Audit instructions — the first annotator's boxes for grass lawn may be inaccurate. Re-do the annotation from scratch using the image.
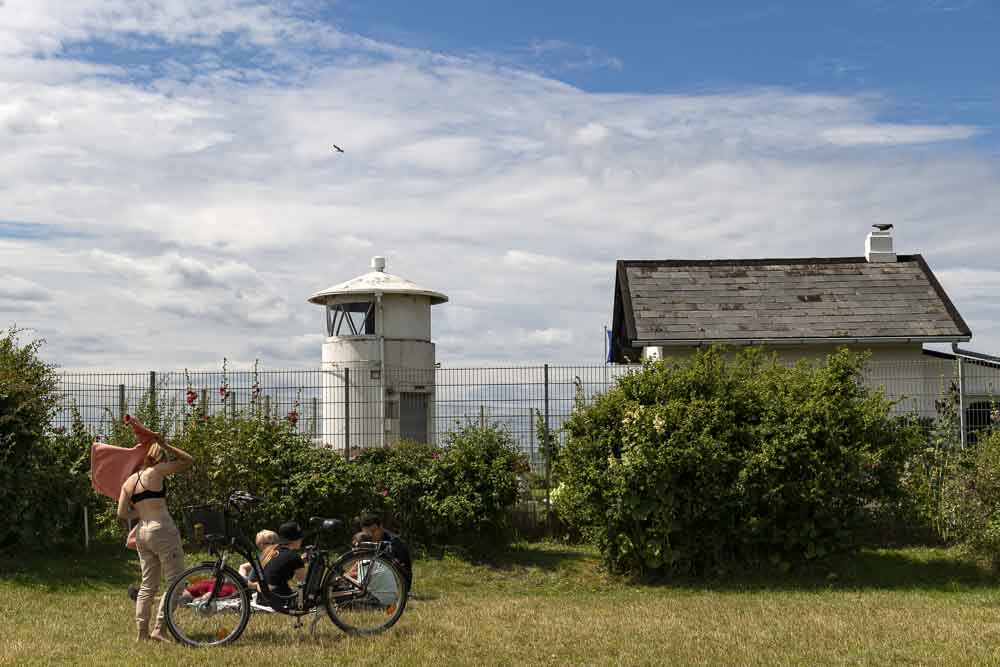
[2,542,1000,666]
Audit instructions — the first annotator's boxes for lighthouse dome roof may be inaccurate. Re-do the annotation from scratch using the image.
[308,257,448,306]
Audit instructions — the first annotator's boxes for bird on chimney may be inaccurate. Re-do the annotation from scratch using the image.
[872,224,893,231]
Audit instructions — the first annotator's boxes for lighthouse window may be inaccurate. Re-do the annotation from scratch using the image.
[326,302,375,336]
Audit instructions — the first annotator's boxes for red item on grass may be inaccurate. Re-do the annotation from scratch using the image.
[185,580,237,598]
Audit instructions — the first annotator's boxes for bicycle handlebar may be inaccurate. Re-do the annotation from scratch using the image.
[227,490,267,509]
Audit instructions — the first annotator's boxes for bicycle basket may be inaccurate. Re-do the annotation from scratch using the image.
[183,504,227,543]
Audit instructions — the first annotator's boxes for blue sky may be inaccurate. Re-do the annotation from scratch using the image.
[0,1,998,368]
[336,1,1000,132]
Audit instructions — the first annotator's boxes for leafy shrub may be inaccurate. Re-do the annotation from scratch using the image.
[0,329,92,552]
[949,428,1000,570]
[891,387,965,544]
[357,425,528,553]
[557,347,923,577]
[151,411,374,538]
[86,397,525,554]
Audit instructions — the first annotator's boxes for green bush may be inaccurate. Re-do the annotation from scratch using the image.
[150,410,374,539]
[87,398,525,554]
[357,425,528,553]
[948,428,1000,570]
[891,388,965,544]
[0,329,92,552]
[557,347,923,577]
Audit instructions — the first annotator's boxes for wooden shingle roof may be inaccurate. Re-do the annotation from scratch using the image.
[612,255,971,352]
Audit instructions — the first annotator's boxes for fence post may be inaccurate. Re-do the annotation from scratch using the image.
[118,384,126,422]
[344,367,351,461]
[200,389,208,416]
[480,404,485,429]
[529,409,535,468]
[544,364,552,536]
[311,396,318,438]
[229,391,236,419]
[83,506,89,552]
[149,371,156,419]
[958,356,967,449]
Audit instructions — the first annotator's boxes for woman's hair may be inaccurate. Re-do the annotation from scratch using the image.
[255,529,279,551]
[143,442,165,468]
[260,543,282,568]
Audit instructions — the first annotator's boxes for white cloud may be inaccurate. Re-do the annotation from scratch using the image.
[820,123,980,146]
[527,39,623,72]
[0,2,998,369]
[0,275,52,305]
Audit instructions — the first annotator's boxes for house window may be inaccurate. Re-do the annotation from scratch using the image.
[326,302,375,336]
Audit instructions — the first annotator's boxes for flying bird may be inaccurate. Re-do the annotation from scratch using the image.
[872,224,893,231]
[332,144,345,153]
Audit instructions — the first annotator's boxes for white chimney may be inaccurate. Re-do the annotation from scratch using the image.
[865,226,896,263]
[371,256,386,272]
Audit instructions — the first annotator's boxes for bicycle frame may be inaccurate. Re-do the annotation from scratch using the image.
[196,502,394,618]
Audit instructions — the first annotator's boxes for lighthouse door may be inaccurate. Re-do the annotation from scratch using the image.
[400,392,428,443]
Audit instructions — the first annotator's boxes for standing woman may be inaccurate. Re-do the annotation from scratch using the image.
[117,418,194,642]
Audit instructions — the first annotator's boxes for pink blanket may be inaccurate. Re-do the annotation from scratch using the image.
[90,441,150,500]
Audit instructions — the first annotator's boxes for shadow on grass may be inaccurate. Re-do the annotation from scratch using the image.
[661,548,1000,593]
[468,542,593,573]
[5,541,997,596]
[0,543,139,592]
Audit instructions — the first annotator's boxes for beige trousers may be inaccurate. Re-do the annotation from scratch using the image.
[135,518,185,634]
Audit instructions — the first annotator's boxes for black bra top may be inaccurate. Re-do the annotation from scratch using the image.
[131,474,167,503]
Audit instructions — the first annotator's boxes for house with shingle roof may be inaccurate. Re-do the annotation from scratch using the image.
[609,227,1000,429]
[610,227,971,365]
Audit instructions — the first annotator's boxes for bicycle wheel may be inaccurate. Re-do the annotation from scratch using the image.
[324,553,408,636]
[164,564,251,648]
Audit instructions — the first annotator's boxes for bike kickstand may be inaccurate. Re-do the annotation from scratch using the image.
[309,609,323,637]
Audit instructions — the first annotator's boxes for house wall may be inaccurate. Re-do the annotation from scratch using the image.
[646,342,955,419]
[645,342,927,363]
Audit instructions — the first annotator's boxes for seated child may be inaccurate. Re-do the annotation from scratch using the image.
[260,521,307,608]
[240,529,280,589]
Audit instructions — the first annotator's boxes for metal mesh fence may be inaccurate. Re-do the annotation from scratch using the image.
[55,357,1000,466]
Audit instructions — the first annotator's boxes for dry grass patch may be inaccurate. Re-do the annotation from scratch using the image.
[2,543,1000,666]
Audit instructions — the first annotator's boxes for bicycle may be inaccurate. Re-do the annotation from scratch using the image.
[163,490,409,648]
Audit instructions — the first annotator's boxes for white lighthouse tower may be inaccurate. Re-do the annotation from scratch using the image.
[307,256,448,454]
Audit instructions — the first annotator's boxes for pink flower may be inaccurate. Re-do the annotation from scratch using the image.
[431,452,441,460]
[186,390,197,406]
[381,488,389,497]
[287,410,299,426]
[219,385,229,400]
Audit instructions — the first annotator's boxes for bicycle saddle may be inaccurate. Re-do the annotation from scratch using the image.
[309,517,343,532]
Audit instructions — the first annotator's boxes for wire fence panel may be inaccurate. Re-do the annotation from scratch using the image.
[56,358,1000,462]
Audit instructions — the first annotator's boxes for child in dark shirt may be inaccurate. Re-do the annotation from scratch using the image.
[260,521,307,607]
